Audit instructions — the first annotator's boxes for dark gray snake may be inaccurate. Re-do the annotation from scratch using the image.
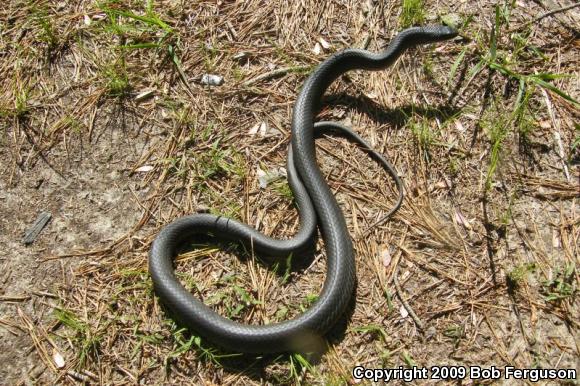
[149,26,458,353]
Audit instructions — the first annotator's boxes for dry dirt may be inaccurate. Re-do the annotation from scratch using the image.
[0,0,578,385]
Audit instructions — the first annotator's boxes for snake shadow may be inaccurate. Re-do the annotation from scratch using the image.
[320,92,463,191]
[158,233,357,381]
[322,92,461,130]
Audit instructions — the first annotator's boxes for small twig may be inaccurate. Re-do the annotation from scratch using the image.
[18,308,57,373]
[0,295,31,302]
[393,269,425,332]
[541,88,571,182]
[0,318,26,335]
[511,2,580,31]
[32,290,58,298]
[242,66,311,87]
[531,2,580,23]
[359,211,397,238]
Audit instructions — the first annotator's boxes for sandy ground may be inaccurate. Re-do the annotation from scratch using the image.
[0,0,578,384]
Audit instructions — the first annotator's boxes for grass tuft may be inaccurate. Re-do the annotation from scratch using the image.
[507,263,536,287]
[102,60,131,97]
[53,309,103,367]
[32,8,59,50]
[541,264,576,303]
[410,116,435,162]
[400,0,425,28]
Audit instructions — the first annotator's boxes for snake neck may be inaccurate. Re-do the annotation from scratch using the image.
[290,25,457,172]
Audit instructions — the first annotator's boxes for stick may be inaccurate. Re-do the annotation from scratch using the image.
[393,269,425,331]
[511,3,580,31]
[243,66,311,87]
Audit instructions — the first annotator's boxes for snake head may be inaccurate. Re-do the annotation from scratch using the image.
[436,25,459,39]
[388,25,459,48]
[417,25,458,41]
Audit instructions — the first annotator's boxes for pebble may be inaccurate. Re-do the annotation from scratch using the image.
[201,74,224,86]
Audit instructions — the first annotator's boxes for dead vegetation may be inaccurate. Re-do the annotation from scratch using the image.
[0,0,578,384]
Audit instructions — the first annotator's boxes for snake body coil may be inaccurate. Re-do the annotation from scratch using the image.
[149,26,457,353]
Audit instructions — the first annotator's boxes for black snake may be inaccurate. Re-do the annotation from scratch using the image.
[149,25,458,353]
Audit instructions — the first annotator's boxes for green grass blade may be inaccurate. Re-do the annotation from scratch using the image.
[465,58,486,86]
[119,42,160,50]
[489,62,519,78]
[490,5,500,61]
[448,47,467,85]
[533,72,573,81]
[168,44,190,89]
[531,78,579,106]
[104,8,173,33]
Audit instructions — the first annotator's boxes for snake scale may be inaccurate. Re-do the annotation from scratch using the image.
[149,25,458,353]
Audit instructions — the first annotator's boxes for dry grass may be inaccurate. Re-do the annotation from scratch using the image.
[0,0,578,385]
